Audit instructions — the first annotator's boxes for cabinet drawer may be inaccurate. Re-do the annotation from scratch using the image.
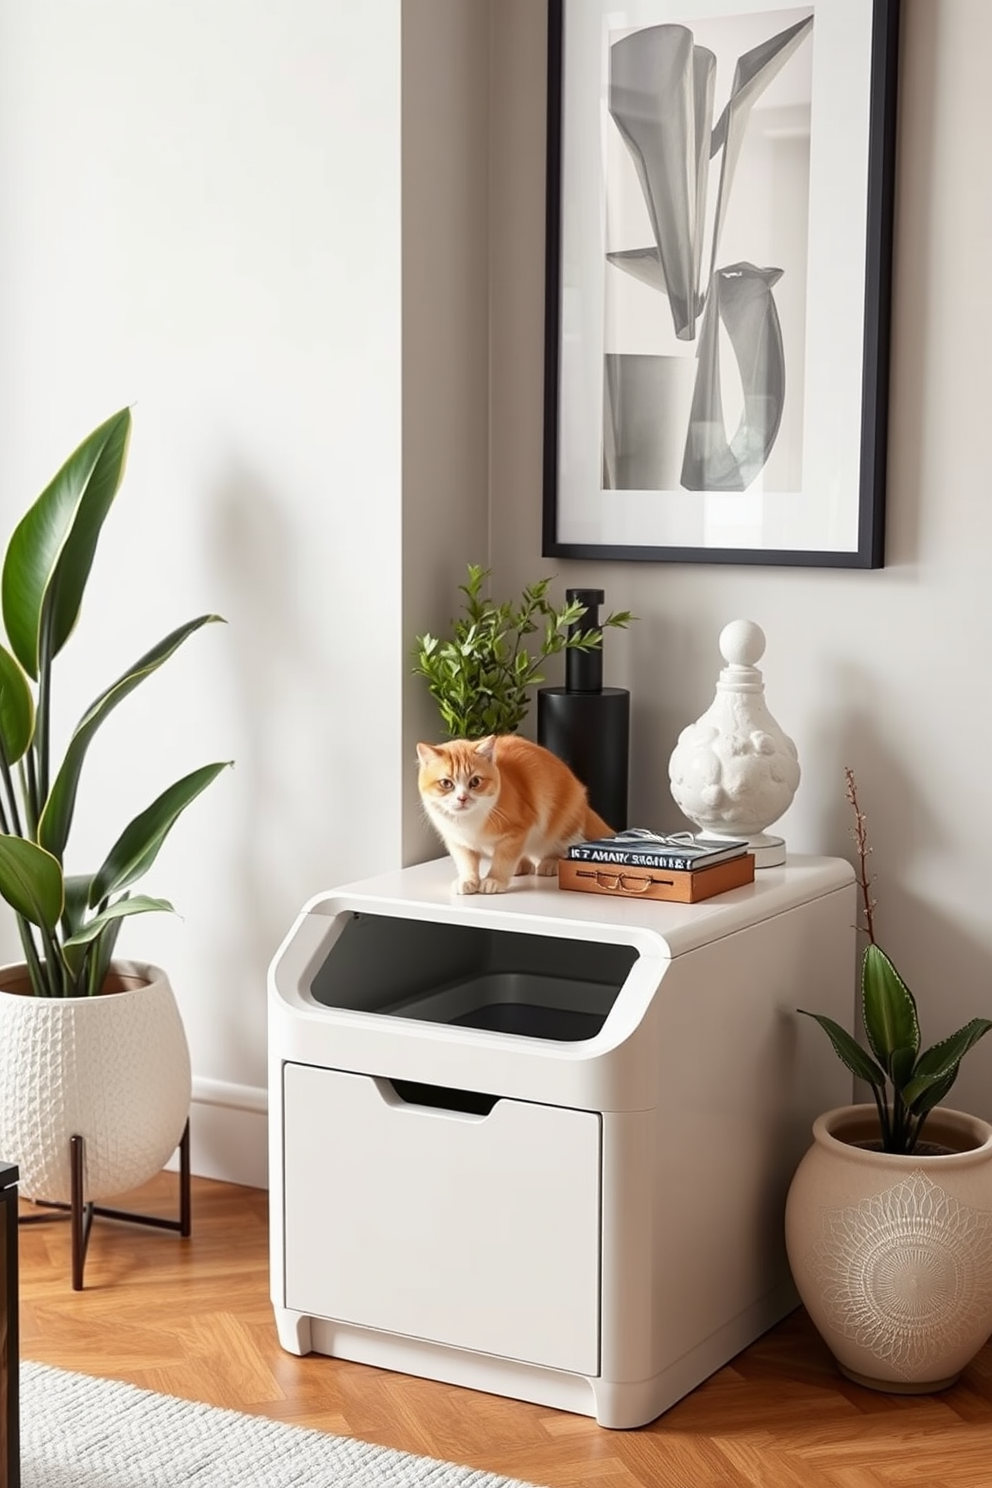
[283,1064,601,1375]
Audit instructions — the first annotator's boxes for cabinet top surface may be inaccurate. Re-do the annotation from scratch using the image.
[301,854,854,957]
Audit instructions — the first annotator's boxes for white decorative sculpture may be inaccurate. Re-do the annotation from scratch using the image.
[668,619,800,868]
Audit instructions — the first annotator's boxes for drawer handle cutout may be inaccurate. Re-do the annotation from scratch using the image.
[386,1079,498,1117]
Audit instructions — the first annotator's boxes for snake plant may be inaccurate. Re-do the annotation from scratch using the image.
[799,771,991,1153]
[0,408,231,996]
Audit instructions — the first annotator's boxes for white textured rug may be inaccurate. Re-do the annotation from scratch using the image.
[20,1362,546,1488]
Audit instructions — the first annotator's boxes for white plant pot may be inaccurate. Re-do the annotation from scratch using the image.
[785,1104,992,1393]
[0,960,192,1204]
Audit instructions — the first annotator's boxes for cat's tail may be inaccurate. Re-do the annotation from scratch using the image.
[583,806,614,841]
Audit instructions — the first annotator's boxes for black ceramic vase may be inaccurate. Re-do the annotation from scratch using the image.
[537,588,630,831]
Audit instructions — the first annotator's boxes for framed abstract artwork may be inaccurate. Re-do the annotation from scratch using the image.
[542,0,900,567]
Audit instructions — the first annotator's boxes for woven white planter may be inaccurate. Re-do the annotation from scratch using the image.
[785,1104,992,1393]
[0,960,192,1204]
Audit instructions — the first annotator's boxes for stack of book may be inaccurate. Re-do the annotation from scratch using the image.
[558,829,755,904]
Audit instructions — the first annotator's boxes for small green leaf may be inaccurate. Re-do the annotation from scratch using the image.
[902,1019,992,1112]
[0,644,35,765]
[914,1019,992,1079]
[0,835,64,931]
[38,614,224,860]
[861,944,920,1070]
[905,1068,959,1122]
[89,760,232,905]
[86,910,126,997]
[888,1044,918,1094]
[2,409,132,680]
[798,1009,887,1088]
[62,895,175,978]
[62,893,176,950]
[61,874,93,938]
[901,1067,957,1116]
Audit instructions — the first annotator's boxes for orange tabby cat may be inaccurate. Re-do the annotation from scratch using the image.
[417,734,613,894]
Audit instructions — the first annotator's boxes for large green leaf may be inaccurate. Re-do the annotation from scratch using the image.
[0,644,34,765]
[61,873,93,938]
[62,894,175,978]
[798,1009,887,1088]
[38,614,224,860]
[902,1019,992,1113]
[1,409,132,679]
[89,760,232,906]
[0,834,63,930]
[861,944,920,1071]
[913,1018,992,1078]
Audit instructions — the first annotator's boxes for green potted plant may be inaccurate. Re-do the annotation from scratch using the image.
[785,770,992,1393]
[0,406,231,1208]
[412,563,632,739]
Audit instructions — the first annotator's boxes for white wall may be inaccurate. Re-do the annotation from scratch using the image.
[0,0,492,1185]
[489,0,992,1123]
[0,0,410,1184]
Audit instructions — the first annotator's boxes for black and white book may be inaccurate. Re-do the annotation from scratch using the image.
[566,828,750,872]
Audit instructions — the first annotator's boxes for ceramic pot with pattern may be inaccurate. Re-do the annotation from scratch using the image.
[0,960,191,1204]
[785,1103,992,1393]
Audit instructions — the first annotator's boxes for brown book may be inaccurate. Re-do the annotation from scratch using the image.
[557,850,755,904]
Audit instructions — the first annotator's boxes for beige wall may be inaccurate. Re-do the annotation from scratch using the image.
[401,0,491,864]
[488,0,992,1122]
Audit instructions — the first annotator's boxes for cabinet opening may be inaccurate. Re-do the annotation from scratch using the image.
[309,913,638,1042]
[387,1079,499,1116]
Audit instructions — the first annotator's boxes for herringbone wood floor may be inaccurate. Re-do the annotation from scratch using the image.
[16,1174,992,1487]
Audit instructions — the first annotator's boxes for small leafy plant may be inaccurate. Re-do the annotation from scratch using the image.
[0,408,231,997]
[412,564,632,739]
[799,769,992,1154]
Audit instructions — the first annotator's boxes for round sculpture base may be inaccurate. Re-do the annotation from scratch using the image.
[698,831,787,869]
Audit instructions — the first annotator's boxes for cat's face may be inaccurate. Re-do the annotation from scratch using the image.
[416,738,498,822]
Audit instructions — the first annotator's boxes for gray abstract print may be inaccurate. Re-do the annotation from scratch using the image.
[603,12,814,494]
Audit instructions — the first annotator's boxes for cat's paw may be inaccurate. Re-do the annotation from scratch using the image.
[479,876,508,894]
[454,877,480,895]
[534,857,558,877]
[514,859,535,876]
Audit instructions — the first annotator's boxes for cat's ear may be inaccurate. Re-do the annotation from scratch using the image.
[473,736,496,760]
[417,742,441,766]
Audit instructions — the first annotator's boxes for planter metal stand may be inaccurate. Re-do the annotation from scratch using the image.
[19,1119,191,1290]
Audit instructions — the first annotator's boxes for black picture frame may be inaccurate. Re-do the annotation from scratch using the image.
[542,0,900,568]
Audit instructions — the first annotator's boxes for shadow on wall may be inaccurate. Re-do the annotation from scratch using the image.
[201,464,348,1073]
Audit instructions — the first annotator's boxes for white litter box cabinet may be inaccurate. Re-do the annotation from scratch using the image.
[268,854,855,1428]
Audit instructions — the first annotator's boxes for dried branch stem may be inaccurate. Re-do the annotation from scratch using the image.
[845,767,877,944]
